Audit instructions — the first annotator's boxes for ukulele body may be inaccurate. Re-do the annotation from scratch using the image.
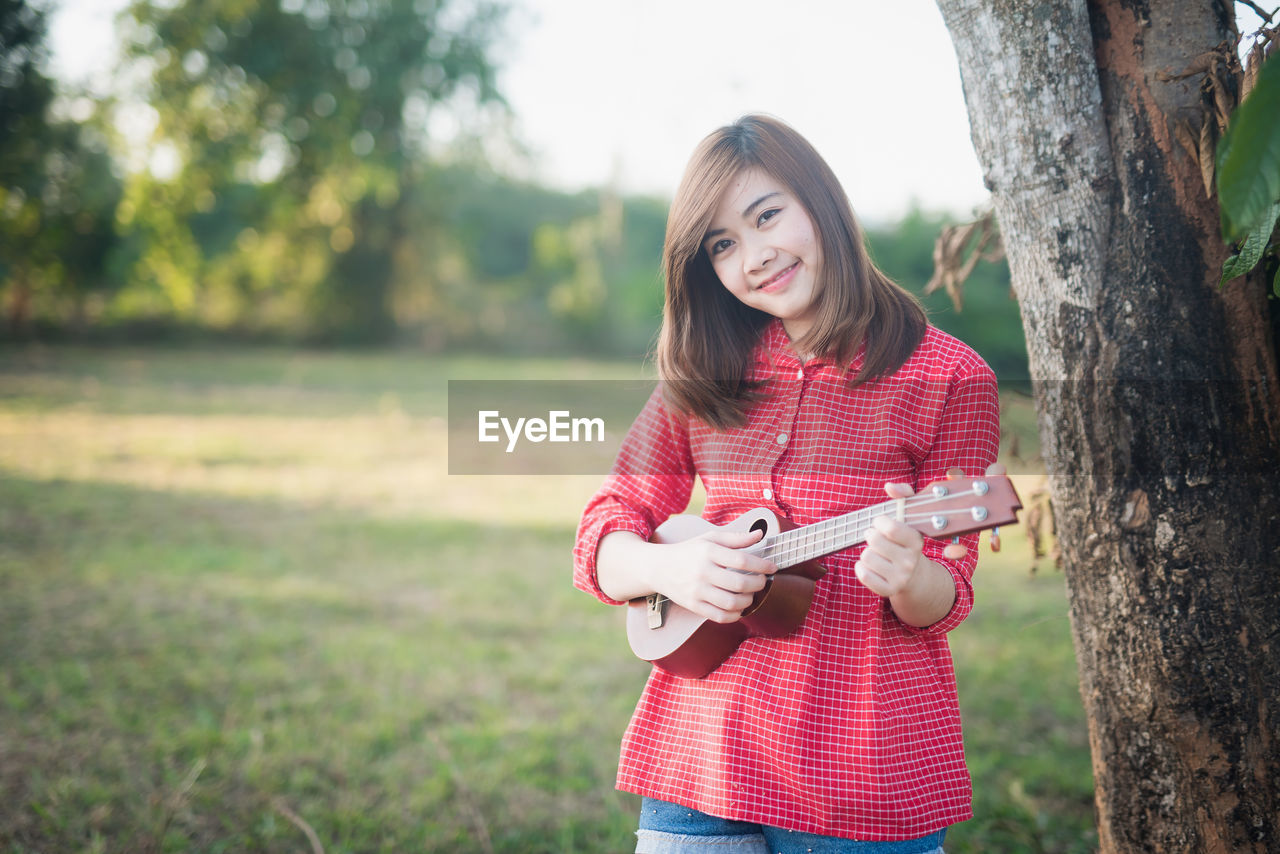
[625,507,826,679]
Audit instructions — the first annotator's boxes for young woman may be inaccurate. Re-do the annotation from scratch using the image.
[573,115,1001,854]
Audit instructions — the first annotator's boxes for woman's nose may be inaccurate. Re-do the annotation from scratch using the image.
[746,241,777,273]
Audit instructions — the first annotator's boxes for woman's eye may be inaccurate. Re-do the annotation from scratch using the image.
[758,208,780,226]
[710,238,733,255]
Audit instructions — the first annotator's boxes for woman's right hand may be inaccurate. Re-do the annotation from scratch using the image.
[652,528,777,624]
[596,528,777,623]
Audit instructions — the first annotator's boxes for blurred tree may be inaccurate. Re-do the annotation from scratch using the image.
[0,0,53,333]
[604,195,667,354]
[1,0,123,336]
[27,118,124,334]
[120,0,508,342]
[392,166,666,356]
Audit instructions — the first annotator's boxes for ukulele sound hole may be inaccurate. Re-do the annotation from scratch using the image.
[750,519,770,538]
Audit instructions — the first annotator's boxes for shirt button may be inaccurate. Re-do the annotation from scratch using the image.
[762,488,773,500]
[796,368,804,380]
[776,432,788,445]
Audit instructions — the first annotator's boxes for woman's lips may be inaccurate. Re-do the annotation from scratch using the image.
[756,262,798,293]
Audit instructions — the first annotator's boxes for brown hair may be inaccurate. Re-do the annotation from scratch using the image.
[656,114,926,429]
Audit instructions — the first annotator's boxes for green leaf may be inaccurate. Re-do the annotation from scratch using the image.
[1218,56,1280,240]
[1220,201,1280,286]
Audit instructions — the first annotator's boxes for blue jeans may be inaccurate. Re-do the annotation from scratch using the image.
[635,798,946,854]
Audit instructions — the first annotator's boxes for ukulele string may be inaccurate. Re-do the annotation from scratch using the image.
[759,487,987,567]
[765,504,985,566]
[648,485,989,607]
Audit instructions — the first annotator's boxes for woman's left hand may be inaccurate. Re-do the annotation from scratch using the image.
[855,464,1004,601]
[853,481,931,598]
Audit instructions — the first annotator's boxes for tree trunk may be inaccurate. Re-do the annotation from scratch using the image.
[7,272,32,338]
[936,0,1280,850]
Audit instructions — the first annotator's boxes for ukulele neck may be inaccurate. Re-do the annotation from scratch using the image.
[750,499,898,569]
[746,476,1011,569]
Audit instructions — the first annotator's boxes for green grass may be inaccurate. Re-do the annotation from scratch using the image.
[0,346,1093,853]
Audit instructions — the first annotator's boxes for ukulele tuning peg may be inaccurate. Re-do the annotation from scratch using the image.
[946,467,964,480]
[990,527,1001,553]
[943,536,967,560]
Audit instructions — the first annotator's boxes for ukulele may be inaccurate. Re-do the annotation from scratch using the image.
[626,473,1022,678]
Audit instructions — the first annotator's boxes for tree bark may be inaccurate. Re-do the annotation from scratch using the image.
[936,0,1280,850]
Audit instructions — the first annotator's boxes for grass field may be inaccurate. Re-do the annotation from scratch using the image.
[0,346,1094,853]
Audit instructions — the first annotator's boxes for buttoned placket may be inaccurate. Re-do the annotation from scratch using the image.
[764,357,807,511]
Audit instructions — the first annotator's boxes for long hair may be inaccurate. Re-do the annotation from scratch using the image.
[656,114,926,429]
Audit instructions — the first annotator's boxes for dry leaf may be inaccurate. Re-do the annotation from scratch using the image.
[1210,70,1235,134]
[1156,50,1217,81]
[1175,119,1199,163]
[1198,116,1216,197]
[1024,477,1057,574]
[1243,42,1265,101]
[1026,502,1044,560]
[925,210,1002,313]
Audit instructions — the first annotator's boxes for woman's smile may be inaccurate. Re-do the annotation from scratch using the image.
[755,261,800,293]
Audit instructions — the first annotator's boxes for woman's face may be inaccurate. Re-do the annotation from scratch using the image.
[702,167,822,341]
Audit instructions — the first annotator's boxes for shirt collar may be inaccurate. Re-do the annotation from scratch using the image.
[759,319,798,366]
[758,318,863,374]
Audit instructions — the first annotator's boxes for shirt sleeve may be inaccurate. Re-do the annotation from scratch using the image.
[905,354,1001,635]
[572,385,697,605]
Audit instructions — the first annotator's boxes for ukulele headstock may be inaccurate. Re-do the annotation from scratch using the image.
[906,473,1022,540]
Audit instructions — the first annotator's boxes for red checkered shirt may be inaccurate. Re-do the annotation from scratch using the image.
[573,320,1001,840]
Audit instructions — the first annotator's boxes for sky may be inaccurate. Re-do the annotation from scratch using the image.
[48,0,992,223]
